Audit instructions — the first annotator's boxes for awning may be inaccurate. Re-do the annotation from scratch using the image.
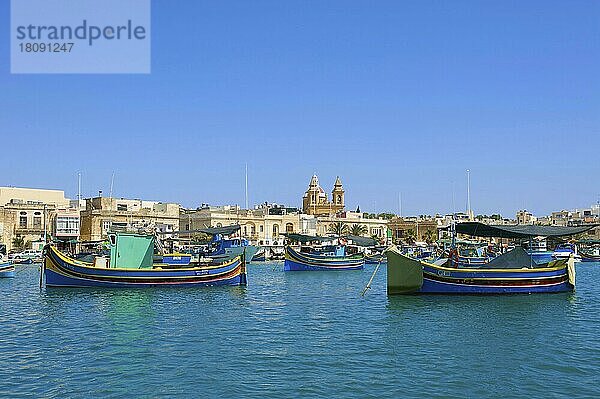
[345,235,378,247]
[198,225,241,236]
[456,222,596,239]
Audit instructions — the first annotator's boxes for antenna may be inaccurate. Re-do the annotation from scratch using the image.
[244,163,248,210]
[109,171,115,198]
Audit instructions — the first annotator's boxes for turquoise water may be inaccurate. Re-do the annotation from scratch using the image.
[1,262,599,398]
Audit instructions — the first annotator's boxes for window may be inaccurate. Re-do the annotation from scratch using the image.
[286,223,294,233]
[117,204,128,211]
[33,216,42,228]
[259,225,263,233]
[102,221,112,233]
[251,225,256,235]
[19,216,27,228]
[272,224,279,237]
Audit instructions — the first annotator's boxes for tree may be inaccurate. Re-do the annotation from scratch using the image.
[12,235,25,251]
[349,223,368,236]
[423,229,437,244]
[328,222,349,236]
[404,229,416,245]
[191,232,212,244]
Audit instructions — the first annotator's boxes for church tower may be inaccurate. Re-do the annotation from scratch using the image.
[302,174,345,215]
[303,175,327,214]
[332,176,345,210]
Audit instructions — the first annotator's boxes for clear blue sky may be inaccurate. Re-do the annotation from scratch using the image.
[1,1,598,217]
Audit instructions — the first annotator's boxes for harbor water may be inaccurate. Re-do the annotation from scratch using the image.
[1,262,599,398]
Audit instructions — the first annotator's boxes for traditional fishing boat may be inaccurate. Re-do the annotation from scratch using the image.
[43,232,247,288]
[387,222,594,295]
[552,243,582,262]
[0,260,15,278]
[283,234,368,271]
[188,225,259,263]
[578,240,600,262]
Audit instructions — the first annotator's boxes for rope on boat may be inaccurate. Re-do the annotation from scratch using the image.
[361,258,383,297]
[361,245,394,297]
[39,245,47,289]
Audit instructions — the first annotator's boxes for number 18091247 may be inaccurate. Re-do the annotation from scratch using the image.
[19,42,74,53]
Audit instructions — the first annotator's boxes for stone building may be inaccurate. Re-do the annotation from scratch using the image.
[0,187,74,252]
[180,203,310,247]
[302,175,345,216]
[79,197,180,242]
[315,211,390,243]
[516,210,536,225]
[388,217,438,244]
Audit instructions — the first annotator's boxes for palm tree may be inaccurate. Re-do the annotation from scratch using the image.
[349,223,368,236]
[12,235,24,251]
[423,229,437,244]
[403,229,416,245]
[328,221,349,237]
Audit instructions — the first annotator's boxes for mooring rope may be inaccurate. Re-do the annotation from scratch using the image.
[361,257,383,297]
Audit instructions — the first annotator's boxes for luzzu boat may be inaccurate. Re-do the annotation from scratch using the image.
[43,232,247,288]
[386,222,593,295]
[284,245,364,271]
[0,261,15,278]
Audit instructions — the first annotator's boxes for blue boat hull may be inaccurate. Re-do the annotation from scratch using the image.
[284,247,364,271]
[43,246,247,288]
[387,248,574,295]
[0,262,15,278]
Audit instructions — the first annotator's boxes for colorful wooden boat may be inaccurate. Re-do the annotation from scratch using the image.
[387,246,575,294]
[284,246,364,271]
[0,261,15,278]
[579,250,600,262]
[43,232,247,288]
[386,222,594,295]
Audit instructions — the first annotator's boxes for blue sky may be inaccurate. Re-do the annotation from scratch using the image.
[1,1,599,217]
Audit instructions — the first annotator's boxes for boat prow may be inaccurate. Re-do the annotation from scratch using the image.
[386,246,423,294]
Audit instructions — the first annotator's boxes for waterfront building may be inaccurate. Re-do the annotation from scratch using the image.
[180,203,305,247]
[387,217,438,244]
[0,187,72,252]
[516,210,537,225]
[79,197,180,242]
[315,210,390,243]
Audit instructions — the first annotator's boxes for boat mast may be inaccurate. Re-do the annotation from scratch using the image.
[466,169,471,220]
[77,172,81,201]
[244,163,248,210]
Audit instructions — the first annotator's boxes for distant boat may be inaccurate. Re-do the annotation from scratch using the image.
[284,245,364,271]
[43,232,247,288]
[196,225,259,263]
[282,233,366,271]
[386,222,593,295]
[0,261,15,278]
[578,241,600,262]
[552,243,581,262]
